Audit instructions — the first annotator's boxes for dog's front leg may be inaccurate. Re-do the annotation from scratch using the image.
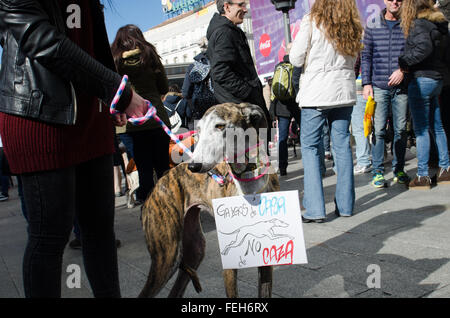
[258,266,273,298]
[223,269,238,298]
[168,206,206,298]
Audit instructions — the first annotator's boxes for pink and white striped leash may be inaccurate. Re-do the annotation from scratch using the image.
[110,75,193,158]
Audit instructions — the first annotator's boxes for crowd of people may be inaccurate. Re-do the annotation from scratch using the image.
[0,0,449,298]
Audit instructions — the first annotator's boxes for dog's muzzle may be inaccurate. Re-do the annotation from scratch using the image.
[188,162,203,173]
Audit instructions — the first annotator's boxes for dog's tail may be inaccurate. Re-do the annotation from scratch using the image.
[138,173,184,298]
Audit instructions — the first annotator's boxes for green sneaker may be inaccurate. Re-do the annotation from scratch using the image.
[372,173,386,188]
[393,171,409,184]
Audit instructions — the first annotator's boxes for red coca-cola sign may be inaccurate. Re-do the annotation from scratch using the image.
[259,33,272,57]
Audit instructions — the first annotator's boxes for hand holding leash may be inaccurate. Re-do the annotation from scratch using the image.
[110,75,194,157]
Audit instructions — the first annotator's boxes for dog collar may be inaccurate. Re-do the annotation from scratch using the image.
[208,169,231,186]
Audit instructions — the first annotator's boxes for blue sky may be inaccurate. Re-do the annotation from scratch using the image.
[103,0,167,42]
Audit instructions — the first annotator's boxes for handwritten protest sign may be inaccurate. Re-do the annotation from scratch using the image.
[212,190,307,269]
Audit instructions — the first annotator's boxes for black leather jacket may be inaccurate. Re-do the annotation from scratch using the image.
[0,0,132,125]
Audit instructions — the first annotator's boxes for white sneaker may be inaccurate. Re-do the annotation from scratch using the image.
[354,165,371,174]
[0,194,9,202]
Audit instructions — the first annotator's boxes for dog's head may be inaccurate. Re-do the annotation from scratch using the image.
[188,103,267,173]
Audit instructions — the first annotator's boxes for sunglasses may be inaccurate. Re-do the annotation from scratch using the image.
[227,1,247,7]
[387,0,402,2]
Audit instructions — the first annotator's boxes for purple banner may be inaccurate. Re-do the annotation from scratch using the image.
[250,0,386,81]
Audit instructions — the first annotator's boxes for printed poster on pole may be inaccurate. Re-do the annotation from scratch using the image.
[249,0,387,81]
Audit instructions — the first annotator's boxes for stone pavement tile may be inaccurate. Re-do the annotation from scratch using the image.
[425,284,450,298]
[0,256,20,298]
[353,288,394,297]
[301,223,346,248]
[117,260,148,298]
[320,207,449,258]
[0,239,25,298]
[301,244,360,270]
[174,266,261,298]
[317,254,439,298]
[418,262,450,290]
[116,234,150,267]
[391,223,450,251]
[376,237,450,274]
[270,264,368,297]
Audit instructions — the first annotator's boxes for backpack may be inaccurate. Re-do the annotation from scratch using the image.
[271,62,295,102]
[189,59,216,119]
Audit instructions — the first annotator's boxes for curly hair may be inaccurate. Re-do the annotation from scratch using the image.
[400,0,437,38]
[310,0,363,57]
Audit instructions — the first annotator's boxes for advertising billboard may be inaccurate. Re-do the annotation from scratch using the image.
[161,0,211,18]
[249,0,386,80]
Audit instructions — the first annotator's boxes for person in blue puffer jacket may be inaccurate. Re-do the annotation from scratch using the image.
[361,0,409,189]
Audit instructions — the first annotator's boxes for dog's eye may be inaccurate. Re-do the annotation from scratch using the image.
[215,124,226,130]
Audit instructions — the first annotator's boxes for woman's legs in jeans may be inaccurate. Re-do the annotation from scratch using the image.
[329,107,355,216]
[408,78,449,176]
[301,107,354,219]
[21,155,120,297]
[300,108,327,219]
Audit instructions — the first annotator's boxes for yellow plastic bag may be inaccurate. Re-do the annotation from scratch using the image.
[364,96,376,137]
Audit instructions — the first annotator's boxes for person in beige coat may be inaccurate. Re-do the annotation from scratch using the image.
[289,0,363,222]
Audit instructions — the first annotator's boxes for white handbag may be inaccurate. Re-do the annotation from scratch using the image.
[164,99,182,133]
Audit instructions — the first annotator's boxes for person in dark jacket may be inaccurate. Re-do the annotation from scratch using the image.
[182,39,213,127]
[269,55,301,176]
[398,0,450,189]
[0,0,148,298]
[111,24,171,205]
[362,0,409,188]
[206,0,271,137]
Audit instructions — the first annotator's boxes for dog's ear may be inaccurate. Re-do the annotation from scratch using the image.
[240,103,267,129]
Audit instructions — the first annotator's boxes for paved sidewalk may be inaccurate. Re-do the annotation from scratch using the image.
[1,147,450,298]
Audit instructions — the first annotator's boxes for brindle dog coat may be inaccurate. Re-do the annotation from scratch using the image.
[139,103,279,298]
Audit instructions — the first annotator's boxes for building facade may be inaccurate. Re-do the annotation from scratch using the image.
[145,0,255,84]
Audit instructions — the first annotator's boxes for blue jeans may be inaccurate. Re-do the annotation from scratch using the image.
[351,94,371,167]
[301,106,355,219]
[118,133,134,159]
[371,86,408,174]
[278,113,301,170]
[408,77,449,176]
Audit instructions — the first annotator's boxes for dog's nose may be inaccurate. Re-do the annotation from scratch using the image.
[188,162,203,173]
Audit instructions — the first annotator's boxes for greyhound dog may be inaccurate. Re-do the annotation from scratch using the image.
[139,103,280,298]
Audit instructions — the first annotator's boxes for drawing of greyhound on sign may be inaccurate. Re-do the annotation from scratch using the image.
[139,103,280,298]
[220,218,294,255]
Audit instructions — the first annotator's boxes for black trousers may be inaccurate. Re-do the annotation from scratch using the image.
[129,128,170,202]
[21,154,120,298]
